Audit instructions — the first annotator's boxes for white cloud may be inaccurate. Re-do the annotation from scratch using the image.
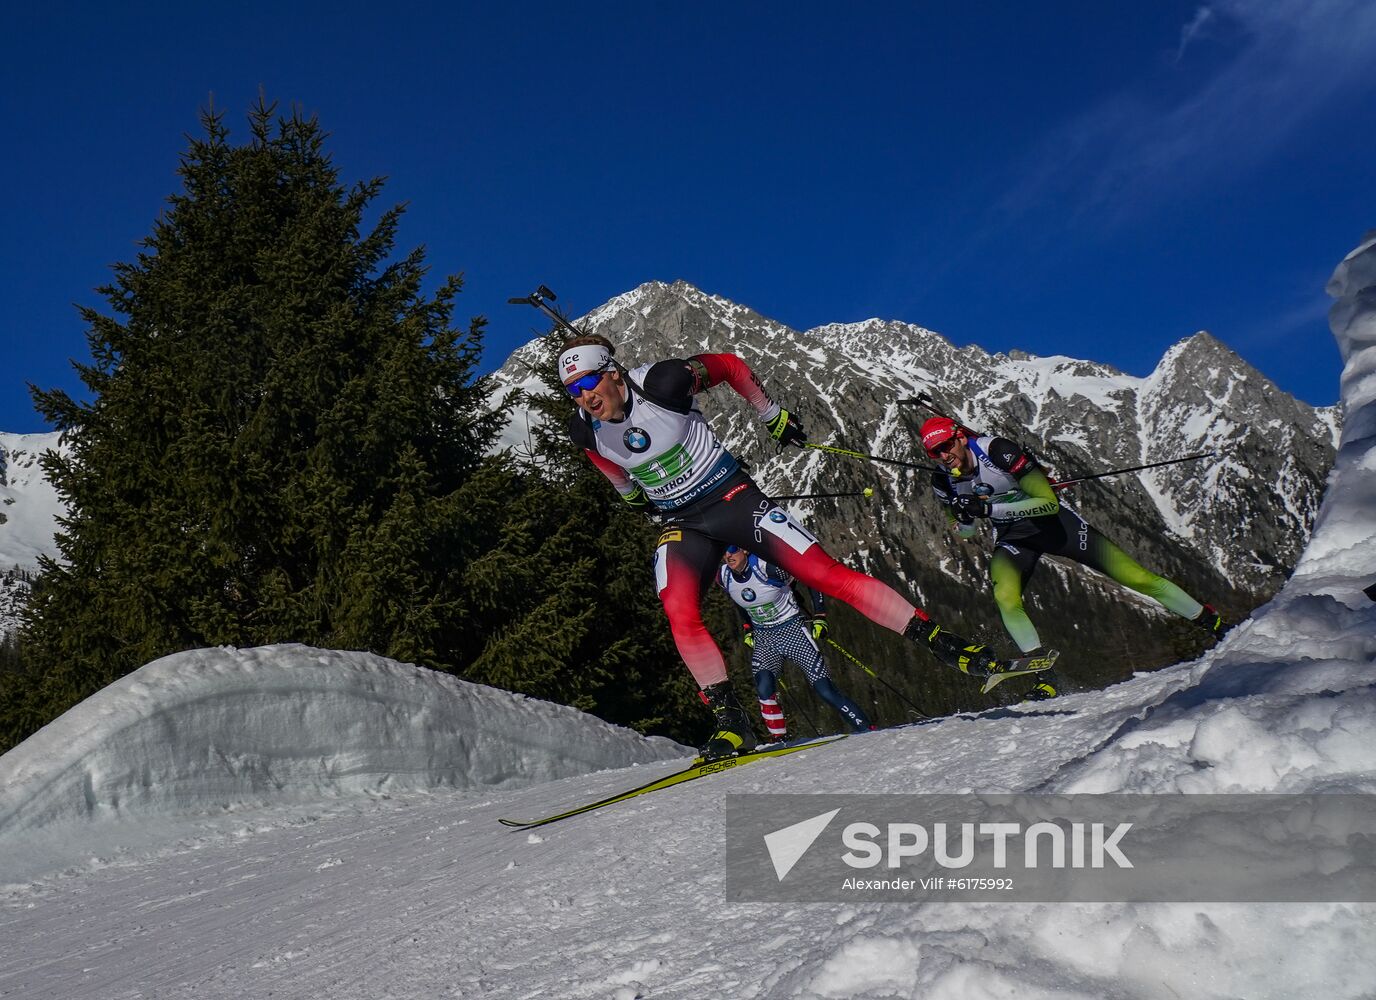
[998,0,1376,230]
[1174,6,1216,63]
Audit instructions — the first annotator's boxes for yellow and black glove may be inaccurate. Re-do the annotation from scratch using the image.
[765,408,808,448]
[622,484,663,524]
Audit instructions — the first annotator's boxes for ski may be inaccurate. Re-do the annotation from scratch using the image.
[980,649,1061,694]
[497,733,847,829]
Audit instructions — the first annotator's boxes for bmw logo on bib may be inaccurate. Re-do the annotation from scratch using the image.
[768,510,788,523]
[742,588,756,602]
[624,427,651,453]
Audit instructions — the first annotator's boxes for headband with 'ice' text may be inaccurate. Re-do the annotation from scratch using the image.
[558,344,612,380]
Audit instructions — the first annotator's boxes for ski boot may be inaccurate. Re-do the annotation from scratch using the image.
[1193,604,1233,638]
[906,618,1001,676]
[1023,676,1060,702]
[700,681,759,760]
[1002,646,1058,701]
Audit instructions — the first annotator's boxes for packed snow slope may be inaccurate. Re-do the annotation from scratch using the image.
[0,233,1373,999]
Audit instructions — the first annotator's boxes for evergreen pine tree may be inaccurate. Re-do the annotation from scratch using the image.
[6,98,505,751]
[3,99,752,754]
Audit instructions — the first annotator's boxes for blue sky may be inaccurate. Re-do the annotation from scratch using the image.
[2,1,1373,432]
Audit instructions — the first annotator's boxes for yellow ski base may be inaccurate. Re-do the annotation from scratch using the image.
[980,649,1061,694]
[497,734,847,829]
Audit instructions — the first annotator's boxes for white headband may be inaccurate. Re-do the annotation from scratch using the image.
[558,344,612,380]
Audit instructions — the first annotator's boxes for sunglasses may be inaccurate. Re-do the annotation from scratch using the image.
[926,437,960,457]
[564,369,608,397]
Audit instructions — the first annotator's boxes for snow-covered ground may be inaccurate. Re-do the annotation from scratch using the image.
[0,234,1374,999]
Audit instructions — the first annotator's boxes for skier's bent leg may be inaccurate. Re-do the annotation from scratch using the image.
[777,540,1002,675]
[991,548,1042,654]
[788,614,871,731]
[660,581,728,687]
[750,500,1001,674]
[767,540,919,633]
[754,671,787,741]
[655,533,729,687]
[757,695,787,741]
[812,677,871,732]
[755,669,778,701]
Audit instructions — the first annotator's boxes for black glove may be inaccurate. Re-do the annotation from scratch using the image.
[953,493,992,519]
[765,408,808,448]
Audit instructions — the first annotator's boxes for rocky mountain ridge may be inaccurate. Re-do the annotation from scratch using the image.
[488,280,1338,685]
[1,286,1340,682]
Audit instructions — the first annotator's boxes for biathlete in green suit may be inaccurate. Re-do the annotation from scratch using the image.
[920,416,1231,699]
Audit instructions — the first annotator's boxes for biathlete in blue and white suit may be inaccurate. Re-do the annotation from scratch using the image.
[718,545,872,739]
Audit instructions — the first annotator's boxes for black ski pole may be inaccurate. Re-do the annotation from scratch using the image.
[825,637,930,720]
[897,392,948,417]
[897,392,982,435]
[772,487,877,501]
[1050,452,1217,487]
[776,678,823,737]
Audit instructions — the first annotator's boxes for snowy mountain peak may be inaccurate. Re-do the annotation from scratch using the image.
[488,281,1337,664]
[0,431,66,577]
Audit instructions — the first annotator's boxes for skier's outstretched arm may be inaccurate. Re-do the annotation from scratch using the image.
[687,353,806,447]
[992,468,1061,520]
[684,353,779,416]
[930,470,979,540]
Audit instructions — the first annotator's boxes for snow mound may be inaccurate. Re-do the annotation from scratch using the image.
[1050,232,1376,796]
[0,644,686,879]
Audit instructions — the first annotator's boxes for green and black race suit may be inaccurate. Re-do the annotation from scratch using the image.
[929,436,1203,653]
[929,435,1060,541]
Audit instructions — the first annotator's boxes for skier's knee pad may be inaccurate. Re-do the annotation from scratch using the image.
[755,671,777,700]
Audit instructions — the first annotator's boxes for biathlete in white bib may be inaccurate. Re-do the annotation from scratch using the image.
[718,545,872,740]
[920,416,1233,700]
[560,333,1010,758]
